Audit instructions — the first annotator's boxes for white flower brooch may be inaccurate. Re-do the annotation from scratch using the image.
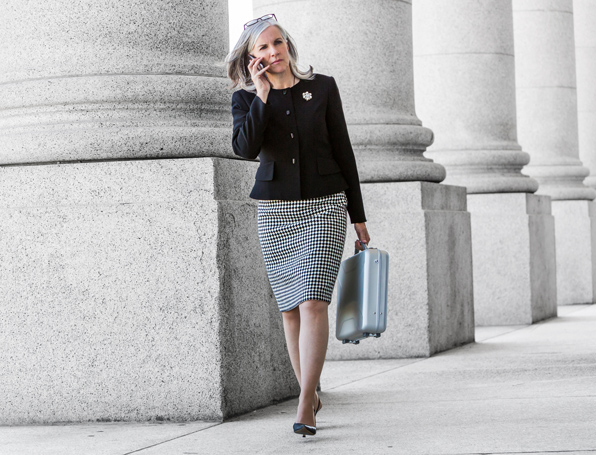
[302,91,312,101]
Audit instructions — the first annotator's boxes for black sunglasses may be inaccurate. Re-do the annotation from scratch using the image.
[244,13,277,29]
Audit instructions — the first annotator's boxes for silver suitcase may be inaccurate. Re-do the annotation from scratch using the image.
[335,243,389,344]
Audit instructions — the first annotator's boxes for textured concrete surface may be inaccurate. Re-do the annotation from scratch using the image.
[327,181,475,359]
[413,0,538,194]
[0,422,217,455]
[551,200,596,305]
[254,0,445,184]
[0,0,228,81]
[3,304,595,454]
[0,0,234,163]
[467,193,557,325]
[0,157,298,424]
[574,0,596,188]
[513,0,595,200]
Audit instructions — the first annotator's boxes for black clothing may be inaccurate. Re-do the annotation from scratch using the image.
[231,73,366,223]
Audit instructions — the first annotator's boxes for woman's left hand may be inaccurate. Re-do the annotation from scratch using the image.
[354,222,370,250]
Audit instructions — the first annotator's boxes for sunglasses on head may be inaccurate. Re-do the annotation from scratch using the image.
[244,13,277,29]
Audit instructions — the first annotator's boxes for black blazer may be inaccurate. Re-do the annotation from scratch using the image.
[231,73,366,223]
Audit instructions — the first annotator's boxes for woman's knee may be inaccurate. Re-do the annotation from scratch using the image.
[299,299,328,316]
[282,306,301,322]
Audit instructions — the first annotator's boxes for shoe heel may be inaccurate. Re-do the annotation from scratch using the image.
[293,422,316,437]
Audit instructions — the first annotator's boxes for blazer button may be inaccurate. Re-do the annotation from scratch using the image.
[290,133,294,139]
[292,158,296,164]
[283,90,287,95]
[286,110,290,115]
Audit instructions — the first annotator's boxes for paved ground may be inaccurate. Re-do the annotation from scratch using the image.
[2,304,595,455]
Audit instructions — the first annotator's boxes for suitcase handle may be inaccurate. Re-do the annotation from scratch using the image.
[354,240,369,255]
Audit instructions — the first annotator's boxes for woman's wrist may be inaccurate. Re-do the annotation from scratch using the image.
[257,90,269,104]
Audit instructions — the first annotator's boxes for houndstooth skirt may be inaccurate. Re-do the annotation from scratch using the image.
[257,191,348,312]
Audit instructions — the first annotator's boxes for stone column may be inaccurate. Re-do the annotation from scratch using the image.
[413,0,557,324]
[0,1,232,162]
[259,1,444,184]
[254,0,475,358]
[573,0,596,306]
[513,0,596,305]
[0,1,298,424]
[574,0,596,188]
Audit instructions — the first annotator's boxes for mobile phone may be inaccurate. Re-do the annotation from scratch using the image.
[249,54,265,71]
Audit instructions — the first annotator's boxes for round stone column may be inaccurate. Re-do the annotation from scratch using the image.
[253,0,445,183]
[0,1,300,423]
[574,0,596,188]
[0,0,232,164]
[513,0,594,200]
[413,0,557,325]
[254,1,476,357]
[413,0,538,194]
[513,0,596,305]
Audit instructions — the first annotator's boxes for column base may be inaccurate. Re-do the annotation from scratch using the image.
[0,157,298,424]
[467,193,557,325]
[552,200,596,305]
[326,182,475,359]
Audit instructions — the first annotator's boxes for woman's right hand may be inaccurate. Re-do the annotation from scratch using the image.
[354,222,370,251]
[248,56,271,103]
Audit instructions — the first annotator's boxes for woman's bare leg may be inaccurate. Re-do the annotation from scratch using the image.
[295,299,328,426]
[281,307,302,386]
[282,305,323,421]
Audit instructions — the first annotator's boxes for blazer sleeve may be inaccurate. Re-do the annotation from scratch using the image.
[231,90,272,160]
[326,76,367,224]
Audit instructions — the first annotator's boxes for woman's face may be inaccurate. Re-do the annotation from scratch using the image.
[250,26,290,76]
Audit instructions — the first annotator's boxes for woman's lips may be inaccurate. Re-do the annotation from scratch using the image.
[272,59,282,64]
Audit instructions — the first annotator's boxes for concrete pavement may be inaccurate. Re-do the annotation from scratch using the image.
[2,304,595,455]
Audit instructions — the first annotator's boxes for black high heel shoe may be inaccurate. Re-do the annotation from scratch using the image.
[293,422,316,437]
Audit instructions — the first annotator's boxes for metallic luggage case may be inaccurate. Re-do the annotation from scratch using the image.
[335,245,389,344]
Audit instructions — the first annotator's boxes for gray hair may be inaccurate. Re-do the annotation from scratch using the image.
[225,17,314,92]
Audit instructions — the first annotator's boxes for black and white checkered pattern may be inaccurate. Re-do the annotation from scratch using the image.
[258,191,348,312]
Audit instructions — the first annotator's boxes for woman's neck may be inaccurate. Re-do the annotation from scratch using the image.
[268,70,297,90]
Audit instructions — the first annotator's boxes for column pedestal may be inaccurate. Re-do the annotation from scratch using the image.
[0,158,298,424]
[551,201,596,305]
[326,182,475,359]
[467,193,557,325]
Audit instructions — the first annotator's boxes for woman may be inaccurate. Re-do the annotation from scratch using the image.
[226,14,370,437]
